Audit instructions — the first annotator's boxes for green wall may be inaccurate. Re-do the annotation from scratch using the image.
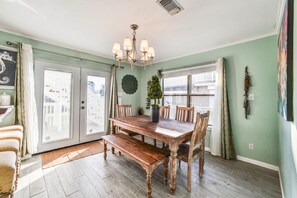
[0,31,141,126]
[277,1,297,197]
[2,17,296,195]
[140,36,279,165]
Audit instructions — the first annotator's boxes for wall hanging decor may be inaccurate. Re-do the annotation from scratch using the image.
[243,66,252,119]
[121,74,138,95]
[277,0,293,121]
[145,80,151,109]
[0,45,17,89]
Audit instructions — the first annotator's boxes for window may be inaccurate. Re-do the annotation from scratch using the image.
[162,66,216,125]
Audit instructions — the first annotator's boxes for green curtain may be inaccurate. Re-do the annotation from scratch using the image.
[14,43,28,157]
[221,59,236,159]
[107,65,118,135]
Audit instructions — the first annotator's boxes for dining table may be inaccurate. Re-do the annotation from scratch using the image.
[109,115,195,194]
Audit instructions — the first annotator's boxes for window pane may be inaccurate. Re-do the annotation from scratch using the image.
[163,95,187,119]
[42,70,72,143]
[87,75,106,134]
[190,96,214,125]
[163,76,187,94]
[191,72,216,94]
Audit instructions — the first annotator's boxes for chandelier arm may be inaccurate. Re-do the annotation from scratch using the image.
[112,24,154,69]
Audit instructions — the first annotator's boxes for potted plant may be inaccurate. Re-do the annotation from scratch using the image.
[147,75,163,122]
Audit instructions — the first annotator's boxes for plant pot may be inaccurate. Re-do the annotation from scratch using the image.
[138,108,144,115]
[151,105,160,123]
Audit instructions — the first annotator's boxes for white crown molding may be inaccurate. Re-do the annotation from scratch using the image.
[275,0,286,35]
[0,28,115,61]
[155,32,277,64]
[205,147,278,171]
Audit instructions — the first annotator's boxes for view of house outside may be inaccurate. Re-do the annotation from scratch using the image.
[42,70,105,143]
[163,71,216,124]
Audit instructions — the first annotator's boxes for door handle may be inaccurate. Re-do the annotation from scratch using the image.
[81,106,85,110]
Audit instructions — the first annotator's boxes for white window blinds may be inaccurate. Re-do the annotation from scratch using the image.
[160,63,217,78]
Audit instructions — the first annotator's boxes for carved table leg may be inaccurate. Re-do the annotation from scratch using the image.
[169,142,179,194]
[163,157,169,185]
[111,123,116,154]
[146,172,152,198]
[103,141,107,160]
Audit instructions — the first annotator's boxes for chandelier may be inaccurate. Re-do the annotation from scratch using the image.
[112,24,155,69]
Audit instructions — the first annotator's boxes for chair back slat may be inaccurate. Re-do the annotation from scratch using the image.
[117,104,133,117]
[175,106,195,122]
[188,111,210,160]
[160,105,170,119]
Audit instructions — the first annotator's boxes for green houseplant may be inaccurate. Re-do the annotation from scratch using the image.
[147,75,163,122]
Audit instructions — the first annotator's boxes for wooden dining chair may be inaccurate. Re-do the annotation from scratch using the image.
[160,105,170,119]
[177,111,210,192]
[116,104,144,141]
[175,106,195,123]
[153,105,170,147]
[117,104,132,118]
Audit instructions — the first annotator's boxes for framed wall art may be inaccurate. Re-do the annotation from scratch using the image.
[0,45,17,89]
[277,0,294,121]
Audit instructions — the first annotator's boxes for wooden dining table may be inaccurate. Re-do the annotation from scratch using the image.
[109,115,195,193]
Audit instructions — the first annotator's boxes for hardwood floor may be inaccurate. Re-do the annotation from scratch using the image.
[14,140,282,198]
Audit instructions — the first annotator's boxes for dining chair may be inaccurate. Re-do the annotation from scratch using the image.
[177,111,210,192]
[160,105,170,119]
[153,105,170,147]
[175,106,195,123]
[116,104,145,141]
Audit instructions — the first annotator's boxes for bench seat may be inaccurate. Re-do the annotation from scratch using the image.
[102,133,169,198]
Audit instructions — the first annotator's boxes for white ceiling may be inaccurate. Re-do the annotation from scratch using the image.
[0,0,281,62]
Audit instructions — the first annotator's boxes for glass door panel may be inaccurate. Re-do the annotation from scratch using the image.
[35,60,80,153]
[86,75,106,134]
[80,68,110,142]
[42,70,72,143]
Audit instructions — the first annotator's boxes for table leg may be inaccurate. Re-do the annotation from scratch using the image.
[111,122,116,154]
[169,142,179,194]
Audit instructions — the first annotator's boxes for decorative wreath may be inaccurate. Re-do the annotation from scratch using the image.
[121,74,138,95]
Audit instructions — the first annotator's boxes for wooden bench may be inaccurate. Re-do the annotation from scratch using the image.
[102,133,169,198]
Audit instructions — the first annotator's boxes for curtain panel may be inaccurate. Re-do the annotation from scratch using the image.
[107,65,118,135]
[210,58,236,159]
[14,43,39,156]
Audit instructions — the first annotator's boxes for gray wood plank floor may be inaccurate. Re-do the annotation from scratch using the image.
[14,141,282,198]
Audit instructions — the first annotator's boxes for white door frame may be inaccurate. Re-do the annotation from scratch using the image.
[35,60,81,153]
[79,68,110,142]
[35,60,111,153]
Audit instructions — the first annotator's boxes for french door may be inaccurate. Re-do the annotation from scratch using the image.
[35,60,110,153]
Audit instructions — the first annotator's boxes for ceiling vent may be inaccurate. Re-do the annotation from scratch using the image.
[156,0,184,16]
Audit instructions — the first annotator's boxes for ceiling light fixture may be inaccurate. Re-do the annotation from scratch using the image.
[112,24,155,69]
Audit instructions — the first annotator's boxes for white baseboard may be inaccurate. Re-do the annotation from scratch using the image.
[205,147,278,171]
[277,167,285,198]
[205,146,284,197]
[236,155,278,171]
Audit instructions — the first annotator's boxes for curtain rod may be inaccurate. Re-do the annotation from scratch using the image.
[159,60,217,74]
[6,41,124,68]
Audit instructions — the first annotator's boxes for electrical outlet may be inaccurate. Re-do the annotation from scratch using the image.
[248,143,254,150]
[248,93,255,100]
